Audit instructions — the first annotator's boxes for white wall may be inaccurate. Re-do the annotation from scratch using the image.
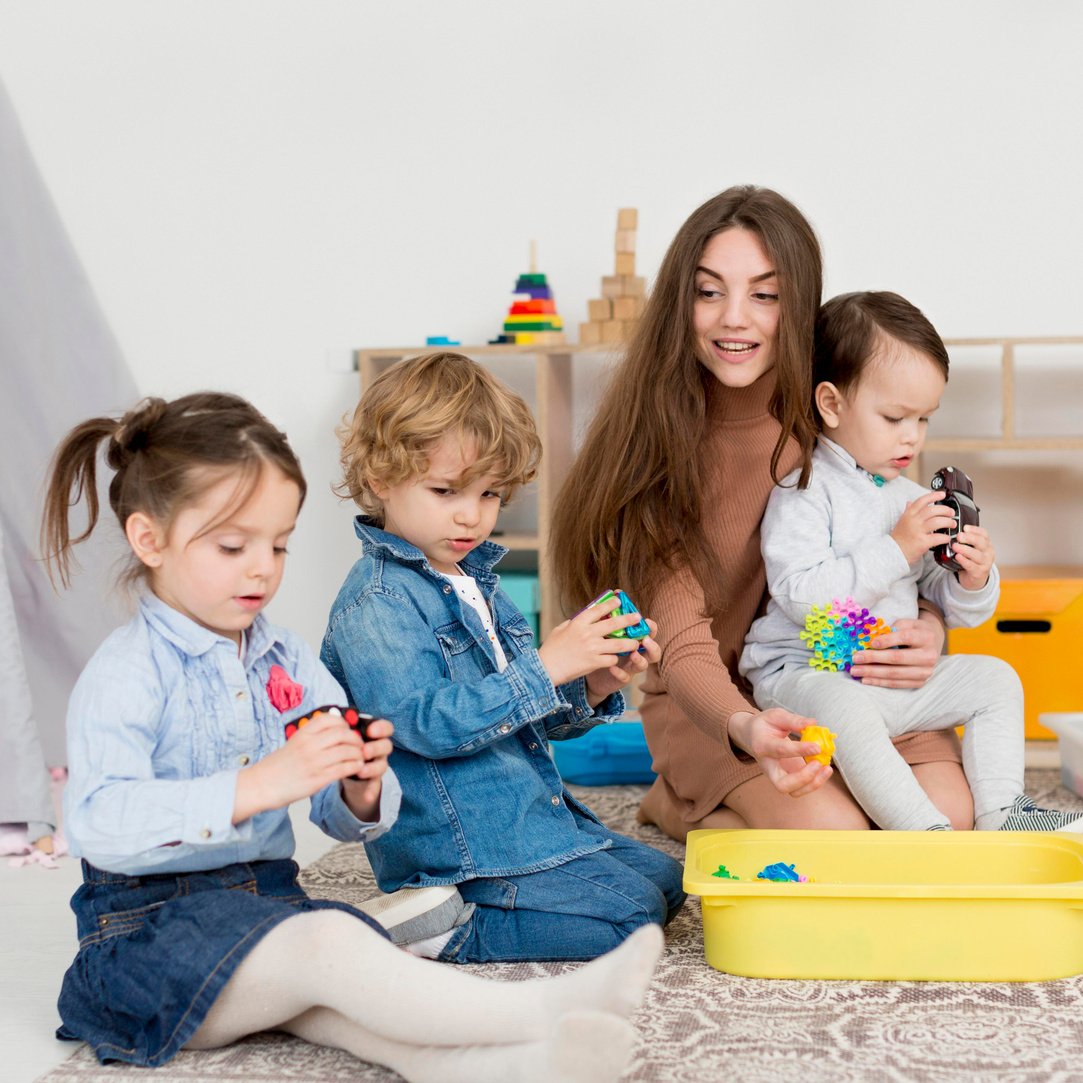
[1,0,1081,650]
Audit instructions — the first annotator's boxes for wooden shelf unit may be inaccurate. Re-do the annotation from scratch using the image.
[911,335,1083,480]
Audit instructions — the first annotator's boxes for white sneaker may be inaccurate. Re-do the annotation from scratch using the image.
[355,884,471,945]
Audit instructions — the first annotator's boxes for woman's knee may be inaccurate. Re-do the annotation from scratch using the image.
[726,774,873,830]
[912,761,974,830]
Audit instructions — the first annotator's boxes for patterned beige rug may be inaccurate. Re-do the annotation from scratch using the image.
[37,769,1083,1082]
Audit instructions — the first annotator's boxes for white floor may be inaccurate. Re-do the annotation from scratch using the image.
[1,743,1067,1083]
[0,802,337,1083]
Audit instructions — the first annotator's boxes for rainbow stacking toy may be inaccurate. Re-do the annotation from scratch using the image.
[489,246,566,346]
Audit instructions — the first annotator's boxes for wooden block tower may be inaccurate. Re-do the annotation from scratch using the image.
[489,242,567,346]
[578,208,647,346]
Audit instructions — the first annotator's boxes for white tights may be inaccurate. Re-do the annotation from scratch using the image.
[186,910,663,1082]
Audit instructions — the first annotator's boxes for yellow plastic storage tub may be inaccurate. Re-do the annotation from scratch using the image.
[684,828,1083,982]
[947,565,1083,739]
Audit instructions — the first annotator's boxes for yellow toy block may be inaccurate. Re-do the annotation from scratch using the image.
[620,275,646,297]
[615,252,636,276]
[613,295,644,321]
[615,228,637,254]
[617,207,638,229]
[800,725,836,766]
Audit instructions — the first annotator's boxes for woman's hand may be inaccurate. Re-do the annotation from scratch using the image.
[585,620,661,706]
[849,611,944,689]
[728,708,833,797]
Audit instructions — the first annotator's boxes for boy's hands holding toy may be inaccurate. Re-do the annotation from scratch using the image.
[728,708,833,798]
[891,490,959,565]
[584,618,661,707]
[233,709,392,824]
[946,524,994,590]
[537,592,650,689]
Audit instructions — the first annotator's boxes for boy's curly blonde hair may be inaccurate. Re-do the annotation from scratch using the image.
[337,352,542,522]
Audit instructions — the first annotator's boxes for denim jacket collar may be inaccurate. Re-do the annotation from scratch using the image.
[352,516,508,583]
[137,591,279,665]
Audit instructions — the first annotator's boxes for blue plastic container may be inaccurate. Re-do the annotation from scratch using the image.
[551,720,656,785]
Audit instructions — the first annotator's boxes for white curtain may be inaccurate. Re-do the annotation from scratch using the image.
[0,75,137,773]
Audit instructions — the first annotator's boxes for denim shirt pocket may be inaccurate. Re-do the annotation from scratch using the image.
[434,622,489,681]
[501,619,534,658]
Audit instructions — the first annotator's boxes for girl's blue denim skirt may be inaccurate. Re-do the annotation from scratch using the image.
[57,857,388,1066]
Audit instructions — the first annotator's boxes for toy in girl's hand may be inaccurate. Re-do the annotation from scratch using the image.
[799,724,836,766]
[801,597,893,675]
[929,465,980,574]
[284,704,375,742]
[590,588,651,642]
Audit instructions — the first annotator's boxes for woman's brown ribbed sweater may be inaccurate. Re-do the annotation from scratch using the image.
[638,370,960,825]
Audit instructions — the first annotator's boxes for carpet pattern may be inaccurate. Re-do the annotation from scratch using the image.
[37,769,1083,1082]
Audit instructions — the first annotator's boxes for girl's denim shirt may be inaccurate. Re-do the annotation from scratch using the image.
[321,517,625,890]
[65,591,401,876]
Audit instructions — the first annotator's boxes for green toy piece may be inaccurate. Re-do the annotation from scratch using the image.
[711,864,740,880]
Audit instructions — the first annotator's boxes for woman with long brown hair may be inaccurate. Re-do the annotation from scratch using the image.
[551,185,973,839]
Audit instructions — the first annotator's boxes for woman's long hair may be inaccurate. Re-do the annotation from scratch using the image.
[550,185,822,618]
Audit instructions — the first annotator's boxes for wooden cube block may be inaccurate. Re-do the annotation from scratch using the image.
[620,275,646,297]
[600,319,628,344]
[613,295,644,321]
[615,229,637,254]
[615,252,636,276]
[588,297,612,321]
[532,331,567,346]
[579,321,602,346]
[602,275,623,299]
[617,208,638,230]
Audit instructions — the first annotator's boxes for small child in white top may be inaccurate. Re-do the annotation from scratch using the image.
[740,291,1083,833]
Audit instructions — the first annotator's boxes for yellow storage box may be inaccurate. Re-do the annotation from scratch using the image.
[947,565,1083,739]
[684,828,1083,982]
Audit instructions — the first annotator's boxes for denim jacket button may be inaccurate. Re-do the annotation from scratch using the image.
[200,828,212,839]
[528,742,538,751]
[550,794,560,806]
[499,724,511,734]
[235,690,246,701]
[239,754,250,766]
[443,584,452,594]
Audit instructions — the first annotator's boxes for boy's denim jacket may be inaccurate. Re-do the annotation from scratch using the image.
[321,516,625,889]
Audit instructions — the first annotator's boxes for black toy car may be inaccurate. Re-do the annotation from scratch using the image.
[929,465,980,574]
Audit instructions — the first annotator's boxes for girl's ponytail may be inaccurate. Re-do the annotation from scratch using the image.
[42,415,124,589]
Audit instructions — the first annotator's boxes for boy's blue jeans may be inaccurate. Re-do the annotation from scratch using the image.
[440,814,686,962]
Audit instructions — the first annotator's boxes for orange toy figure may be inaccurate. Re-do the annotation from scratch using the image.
[800,724,836,767]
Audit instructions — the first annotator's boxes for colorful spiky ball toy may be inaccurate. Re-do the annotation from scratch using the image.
[800,597,893,674]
